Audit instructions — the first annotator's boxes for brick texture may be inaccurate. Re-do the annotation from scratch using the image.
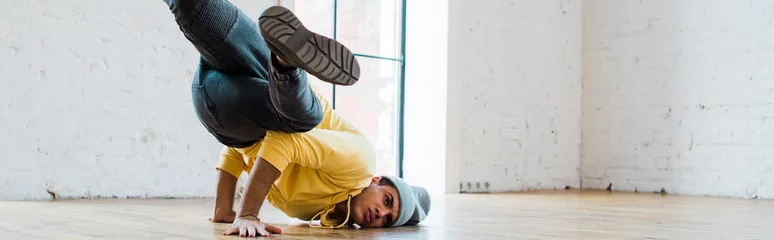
[449,0,583,193]
[5,0,773,200]
[0,0,275,200]
[582,0,774,199]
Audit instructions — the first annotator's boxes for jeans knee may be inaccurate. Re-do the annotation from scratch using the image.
[292,106,323,132]
[310,107,324,126]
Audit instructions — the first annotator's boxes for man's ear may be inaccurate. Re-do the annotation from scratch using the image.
[371,176,382,184]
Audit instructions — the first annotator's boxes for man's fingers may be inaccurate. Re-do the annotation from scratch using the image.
[239,226,246,237]
[258,228,269,237]
[265,224,283,234]
[222,227,238,236]
[248,226,257,237]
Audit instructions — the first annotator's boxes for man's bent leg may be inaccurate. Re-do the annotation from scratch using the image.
[266,58,324,132]
[164,0,270,79]
[258,6,361,86]
[165,0,324,133]
[255,6,368,132]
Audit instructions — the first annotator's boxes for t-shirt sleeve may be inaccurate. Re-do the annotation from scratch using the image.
[257,133,299,173]
[257,130,374,178]
[216,146,246,178]
[256,131,335,173]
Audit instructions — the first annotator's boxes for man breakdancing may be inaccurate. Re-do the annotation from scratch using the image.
[162,0,430,237]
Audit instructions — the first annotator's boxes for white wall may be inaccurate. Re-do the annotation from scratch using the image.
[7,0,772,201]
[403,0,449,194]
[0,0,276,200]
[447,0,583,193]
[582,0,774,199]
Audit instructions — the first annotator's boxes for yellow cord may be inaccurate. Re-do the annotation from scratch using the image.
[309,194,352,229]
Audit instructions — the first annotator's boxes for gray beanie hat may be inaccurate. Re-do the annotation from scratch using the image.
[380,175,431,227]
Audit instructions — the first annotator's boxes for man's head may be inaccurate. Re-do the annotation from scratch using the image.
[349,176,430,228]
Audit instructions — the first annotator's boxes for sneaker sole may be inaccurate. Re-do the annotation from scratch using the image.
[258,6,360,86]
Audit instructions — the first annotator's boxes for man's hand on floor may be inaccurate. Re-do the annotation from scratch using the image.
[208,209,236,223]
[223,216,283,237]
[211,170,238,223]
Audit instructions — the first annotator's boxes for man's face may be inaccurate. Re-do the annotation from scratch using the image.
[349,176,401,228]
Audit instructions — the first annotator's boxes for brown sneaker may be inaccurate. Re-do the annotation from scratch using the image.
[258,6,360,86]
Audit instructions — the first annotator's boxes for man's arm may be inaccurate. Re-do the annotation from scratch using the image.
[236,157,281,219]
[213,147,247,222]
[210,169,238,223]
[223,157,283,237]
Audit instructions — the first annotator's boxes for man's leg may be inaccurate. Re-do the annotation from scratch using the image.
[258,6,361,86]
[264,57,323,132]
[164,0,269,78]
[164,0,328,133]
[255,6,365,131]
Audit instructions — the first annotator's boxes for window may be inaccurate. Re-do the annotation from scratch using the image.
[292,0,406,176]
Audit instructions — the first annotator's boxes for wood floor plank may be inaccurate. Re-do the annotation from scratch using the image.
[0,190,772,239]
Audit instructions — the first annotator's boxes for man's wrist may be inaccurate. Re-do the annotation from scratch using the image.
[237,212,259,221]
[236,200,261,219]
[214,205,233,214]
[214,198,233,211]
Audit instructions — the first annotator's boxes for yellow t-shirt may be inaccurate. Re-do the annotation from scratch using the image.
[216,87,375,226]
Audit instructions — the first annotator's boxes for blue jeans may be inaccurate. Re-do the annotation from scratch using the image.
[164,0,323,148]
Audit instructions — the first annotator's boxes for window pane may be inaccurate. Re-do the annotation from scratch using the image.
[336,0,402,59]
[334,57,400,176]
[293,0,335,100]
[293,0,334,36]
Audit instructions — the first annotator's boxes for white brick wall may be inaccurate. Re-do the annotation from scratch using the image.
[582,0,774,199]
[0,0,276,200]
[448,0,583,193]
[5,0,772,200]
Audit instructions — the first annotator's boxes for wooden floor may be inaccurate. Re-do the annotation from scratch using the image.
[1,190,773,239]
